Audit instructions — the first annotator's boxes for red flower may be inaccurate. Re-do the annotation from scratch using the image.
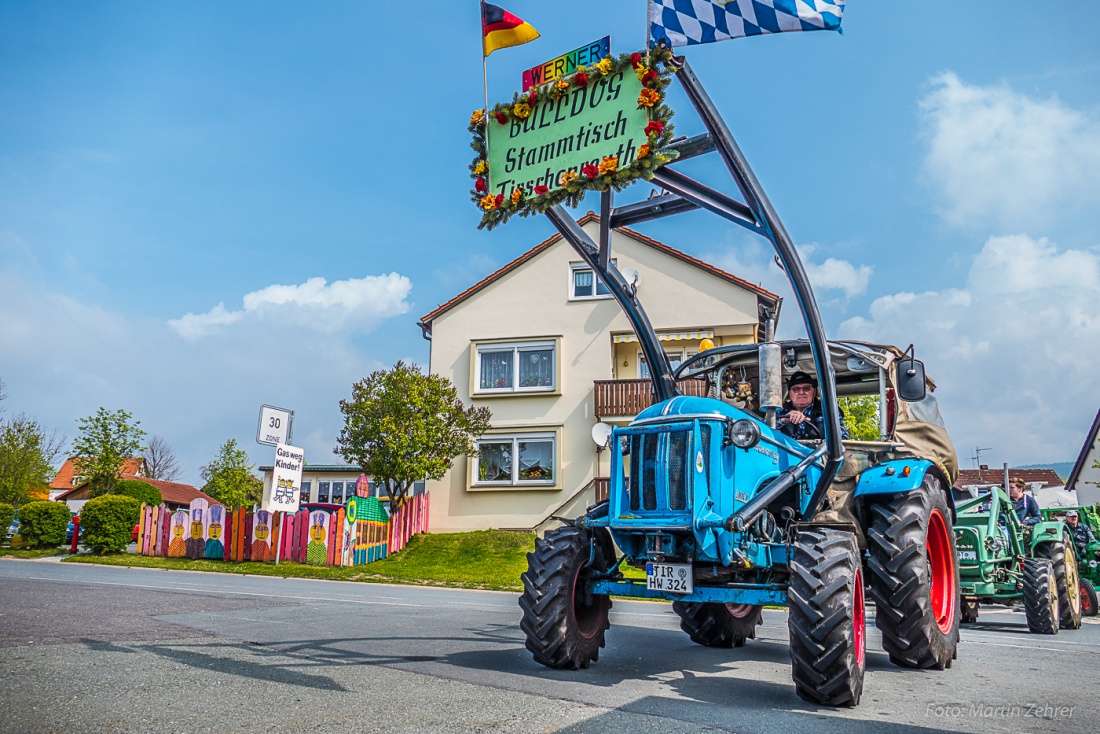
[642,69,659,85]
[528,89,538,106]
[534,185,549,195]
[495,111,508,125]
[574,72,589,88]
[630,52,642,68]
[475,177,487,193]
[581,163,599,179]
[644,120,664,137]
[494,193,504,207]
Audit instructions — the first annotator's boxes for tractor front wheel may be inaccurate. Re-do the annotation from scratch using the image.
[1022,558,1059,634]
[1080,578,1098,618]
[673,602,762,648]
[1035,536,1082,630]
[788,527,865,707]
[866,478,960,670]
[518,526,614,669]
[960,598,979,624]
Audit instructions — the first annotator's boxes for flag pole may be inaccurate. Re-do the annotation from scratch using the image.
[480,1,490,179]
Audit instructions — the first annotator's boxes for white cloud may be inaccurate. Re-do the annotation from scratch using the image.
[799,243,873,299]
[838,234,1100,465]
[170,273,412,340]
[920,71,1100,230]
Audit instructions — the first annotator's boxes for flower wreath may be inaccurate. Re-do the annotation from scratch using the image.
[468,46,678,230]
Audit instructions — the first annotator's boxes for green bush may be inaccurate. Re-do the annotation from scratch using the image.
[112,479,163,508]
[80,495,140,554]
[17,500,71,548]
[0,503,14,544]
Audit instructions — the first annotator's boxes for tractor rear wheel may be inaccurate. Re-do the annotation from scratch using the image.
[866,478,960,670]
[788,527,865,707]
[1081,578,1099,617]
[1035,536,1082,630]
[1022,558,1059,634]
[960,599,979,624]
[673,602,762,648]
[518,525,614,669]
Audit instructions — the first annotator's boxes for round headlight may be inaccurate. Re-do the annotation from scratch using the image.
[728,419,761,449]
[1090,560,1098,568]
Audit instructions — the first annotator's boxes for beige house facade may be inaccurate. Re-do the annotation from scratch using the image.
[419,214,780,532]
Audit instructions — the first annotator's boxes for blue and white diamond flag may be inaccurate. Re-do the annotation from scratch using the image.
[649,0,844,48]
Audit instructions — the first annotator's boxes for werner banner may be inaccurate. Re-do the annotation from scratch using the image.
[522,36,610,90]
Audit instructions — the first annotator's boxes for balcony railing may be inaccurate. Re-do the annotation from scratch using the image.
[594,477,609,504]
[593,378,708,417]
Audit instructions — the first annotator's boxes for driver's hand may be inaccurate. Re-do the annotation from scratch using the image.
[786,410,808,425]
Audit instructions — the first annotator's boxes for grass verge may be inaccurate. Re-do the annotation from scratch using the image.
[0,547,70,559]
[63,530,537,592]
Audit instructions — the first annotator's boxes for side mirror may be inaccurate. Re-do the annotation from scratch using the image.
[896,358,927,402]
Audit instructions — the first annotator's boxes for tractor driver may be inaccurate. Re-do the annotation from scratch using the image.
[1007,478,1042,526]
[1065,510,1096,560]
[778,371,849,441]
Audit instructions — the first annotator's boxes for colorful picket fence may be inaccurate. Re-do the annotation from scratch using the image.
[136,493,429,567]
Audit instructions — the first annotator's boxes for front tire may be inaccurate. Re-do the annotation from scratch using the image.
[518,526,614,669]
[673,602,762,648]
[788,527,865,707]
[865,478,960,669]
[1022,558,1059,634]
[960,598,979,624]
[1080,578,1099,617]
[1035,536,1082,630]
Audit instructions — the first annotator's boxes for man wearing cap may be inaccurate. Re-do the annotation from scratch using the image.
[1007,478,1042,526]
[1065,510,1096,560]
[778,371,849,440]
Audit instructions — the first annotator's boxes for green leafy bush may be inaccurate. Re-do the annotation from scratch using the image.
[80,495,140,554]
[0,502,14,543]
[112,479,163,508]
[17,500,70,548]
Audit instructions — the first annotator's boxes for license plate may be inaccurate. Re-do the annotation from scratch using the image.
[958,550,977,561]
[646,562,693,594]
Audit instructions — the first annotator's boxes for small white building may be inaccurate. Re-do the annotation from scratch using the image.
[1067,407,1100,506]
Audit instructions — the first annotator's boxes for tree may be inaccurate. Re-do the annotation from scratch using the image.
[72,408,146,497]
[336,361,492,512]
[113,478,163,507]
[201,438,262,509]
[0,414,65,506]
[142,434,182,482]
[839,395,881,441]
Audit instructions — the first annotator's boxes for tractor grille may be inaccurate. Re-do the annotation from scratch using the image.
[628,429,693,513]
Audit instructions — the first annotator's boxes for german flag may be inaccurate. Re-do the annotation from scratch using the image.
[482,2,539,57]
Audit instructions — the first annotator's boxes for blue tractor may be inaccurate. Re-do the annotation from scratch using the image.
[517,56,961,707]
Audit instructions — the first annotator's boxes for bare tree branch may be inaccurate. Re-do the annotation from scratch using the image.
[142,434,182,482]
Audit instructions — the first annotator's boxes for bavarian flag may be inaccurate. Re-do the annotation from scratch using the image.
[482,2,540,57]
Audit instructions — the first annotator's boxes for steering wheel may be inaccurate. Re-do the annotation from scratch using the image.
[779,411,823,439]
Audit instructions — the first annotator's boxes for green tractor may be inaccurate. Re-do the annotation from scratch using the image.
[1041,505,1100,617]
[953,486,1082,633]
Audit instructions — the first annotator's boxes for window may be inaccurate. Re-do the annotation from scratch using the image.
[318,481,330,503]
[638,351,686,379]
[475,340,556,394]
[331,481,344,504]
[301,480,312,503]
[473,432,556,487]
[570,262,613,300]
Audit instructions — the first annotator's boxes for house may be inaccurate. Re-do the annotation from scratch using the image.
[258,463,368,505]
[418,214,780,533]
[954,466,1065,493]
[49,457,146,501]
[55,474,214,514]
[1066,407,1100,506]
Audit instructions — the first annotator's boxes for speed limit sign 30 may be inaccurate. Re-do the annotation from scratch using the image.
[257,405,294,447]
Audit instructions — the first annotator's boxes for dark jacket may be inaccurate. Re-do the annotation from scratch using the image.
[778,399,850,440]
[1067,521,1096,556]
[1012,495,1042,526]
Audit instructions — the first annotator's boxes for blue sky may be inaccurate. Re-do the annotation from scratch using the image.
[2,2,1098,485]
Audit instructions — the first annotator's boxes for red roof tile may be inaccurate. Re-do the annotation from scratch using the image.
[55,474,214,507]
[954,468,1063,489]
[51,457,145,490]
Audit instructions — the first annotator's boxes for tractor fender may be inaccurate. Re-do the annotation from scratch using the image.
[1029,520,1067,554]
[853,458,934,497]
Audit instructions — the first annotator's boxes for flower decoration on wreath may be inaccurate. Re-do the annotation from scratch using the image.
[467,46,678,230]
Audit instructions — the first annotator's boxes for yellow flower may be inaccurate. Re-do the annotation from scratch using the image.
[559,170,578,187]
[512,102,531,119]
[598,155,619,175]
[595,57,613,75]
[635,65,650,81]
[473,160,488,175]
[638,88,661,108]
[637,144,650,159]
[556,79,569,92]
[480,194,497,211]
[470,109,484,126]
[511,188,524,204]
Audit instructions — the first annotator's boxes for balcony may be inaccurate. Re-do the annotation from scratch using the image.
[593,378,708,418]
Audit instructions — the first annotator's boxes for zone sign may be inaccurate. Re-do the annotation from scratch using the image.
[257,404,293,447]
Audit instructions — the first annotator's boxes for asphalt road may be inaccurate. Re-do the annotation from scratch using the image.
[1,558,1097,734]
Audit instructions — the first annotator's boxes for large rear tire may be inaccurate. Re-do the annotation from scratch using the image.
[865,478,960,669]
[1022,558,1059,635]
[518,526,614,669]
[1035,536,1082,630]
[673,602,762,648]
[788,527,865,707]
[1080,578,1099,617]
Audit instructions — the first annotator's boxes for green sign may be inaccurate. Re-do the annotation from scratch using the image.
[488,70,647,197]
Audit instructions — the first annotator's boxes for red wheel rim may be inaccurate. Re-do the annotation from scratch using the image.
[926,507,957,634]
[725,603,754,619]
[854,567,866,669]
[1082,582,1093,615]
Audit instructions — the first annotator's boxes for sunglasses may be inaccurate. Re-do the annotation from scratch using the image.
[789,385,815,393]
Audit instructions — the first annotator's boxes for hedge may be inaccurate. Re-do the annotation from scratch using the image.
[0,502,14,544]
[80,495,141,554]
[112,479,163,508]
[17,500,71,548]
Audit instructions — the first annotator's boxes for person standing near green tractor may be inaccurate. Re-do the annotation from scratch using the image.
[1008,478,1042,525]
